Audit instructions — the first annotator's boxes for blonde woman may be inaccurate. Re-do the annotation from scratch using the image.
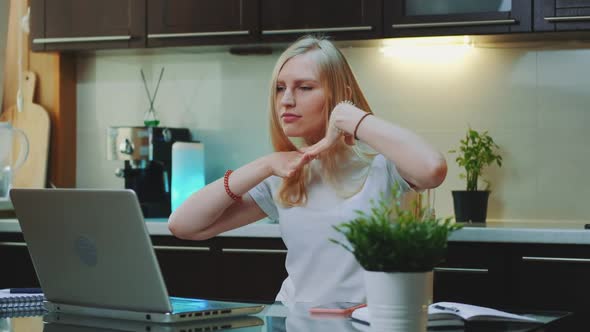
[168,36,447,305]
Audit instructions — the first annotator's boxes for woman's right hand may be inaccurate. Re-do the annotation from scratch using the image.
[266,151,312,178]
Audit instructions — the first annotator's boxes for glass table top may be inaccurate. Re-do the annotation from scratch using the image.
[0,303,570,332]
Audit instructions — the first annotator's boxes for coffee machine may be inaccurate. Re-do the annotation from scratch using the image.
[107,126,191,218]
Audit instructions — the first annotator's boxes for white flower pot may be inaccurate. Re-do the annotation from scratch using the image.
[364,270,433,332]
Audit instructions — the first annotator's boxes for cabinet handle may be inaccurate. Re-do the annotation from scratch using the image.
[544,16,590,22]
[434,267,488,274]
[262,26,372,35]
[522,256,590,263]
[153,245,209,252]
[392,19,517,29]
[0,241,27,247]
[222,248,287,254]
[148,30,250,39]
[32,35,132,44]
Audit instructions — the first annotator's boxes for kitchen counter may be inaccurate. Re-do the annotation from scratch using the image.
[1,218,590,244]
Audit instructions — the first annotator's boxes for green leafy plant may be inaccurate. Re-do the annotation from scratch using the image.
[449,128,503,191]
[331,188,461,272]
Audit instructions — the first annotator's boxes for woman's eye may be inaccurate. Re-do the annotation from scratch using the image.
[276,86,285,92]
[299,86,313,91]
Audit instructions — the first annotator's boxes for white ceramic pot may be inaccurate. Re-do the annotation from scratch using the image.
[364,270,433,332]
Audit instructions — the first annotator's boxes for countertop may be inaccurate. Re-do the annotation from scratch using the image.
[1,218,590,244]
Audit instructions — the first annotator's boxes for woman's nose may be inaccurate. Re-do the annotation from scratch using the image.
[280,89,295,106]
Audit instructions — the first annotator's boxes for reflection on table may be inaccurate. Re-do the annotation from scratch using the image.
[0,302,570,332]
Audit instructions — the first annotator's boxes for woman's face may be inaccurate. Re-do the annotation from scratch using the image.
[275,51,327,142]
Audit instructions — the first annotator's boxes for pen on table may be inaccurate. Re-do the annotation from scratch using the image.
[9,288,43,294]
[433,304,460,313]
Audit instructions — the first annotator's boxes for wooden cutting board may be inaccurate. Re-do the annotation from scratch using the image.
[1,71,50,188]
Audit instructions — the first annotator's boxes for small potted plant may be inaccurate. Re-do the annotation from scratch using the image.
[331,188,461,332]
[449,128,502,223]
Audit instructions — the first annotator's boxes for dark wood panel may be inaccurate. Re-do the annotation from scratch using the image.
[33,0,145,51]
[535,0,590,31]
[147,0,258,47]
[508,244,590,313]
[216,237,287,303]
[434,242,508,307]
[535,0,557,31]
[218,250,287,303]
[260,0,382,42]
[0,234,39,289]
[154,248,220,299]
[554,8,590,30]
[385,0,532,37]
[556,0,590,8]
[30,0,46,52]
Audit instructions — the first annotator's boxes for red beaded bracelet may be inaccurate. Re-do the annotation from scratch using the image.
[223,170,242,201]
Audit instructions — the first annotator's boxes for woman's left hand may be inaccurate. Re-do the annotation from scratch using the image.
[301,103,359,159]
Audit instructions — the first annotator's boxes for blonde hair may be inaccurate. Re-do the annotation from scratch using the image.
[269,35,375,207]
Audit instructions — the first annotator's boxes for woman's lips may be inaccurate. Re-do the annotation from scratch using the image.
[282,114,301,123]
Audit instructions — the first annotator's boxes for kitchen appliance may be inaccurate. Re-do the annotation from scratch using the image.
[107,126,192,217]
[0,122,28,200]
[171,142,205,212]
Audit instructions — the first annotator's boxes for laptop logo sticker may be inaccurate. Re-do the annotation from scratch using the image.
[75,236,98,266]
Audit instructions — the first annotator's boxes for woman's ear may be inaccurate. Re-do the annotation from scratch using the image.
[345,86,352,100]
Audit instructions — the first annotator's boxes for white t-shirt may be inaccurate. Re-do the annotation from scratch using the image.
[248,154,410,305]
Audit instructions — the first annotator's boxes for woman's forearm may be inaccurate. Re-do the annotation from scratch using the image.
[168,156,272,237]
[334,108,447,189]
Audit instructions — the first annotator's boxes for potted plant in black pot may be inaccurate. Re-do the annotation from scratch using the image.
[331,188,461,332]
[449,128,502,223]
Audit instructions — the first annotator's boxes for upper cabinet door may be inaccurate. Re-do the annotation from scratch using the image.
[384,0,532,38]
[147,0,258,48]
[535,0,590,31]
[30,0,145,51]
[259,0,382,42]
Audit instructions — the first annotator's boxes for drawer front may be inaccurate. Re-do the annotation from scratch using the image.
[0,237,39,289]
[535,0,590,31]
[260,0,382,42]
[509,244,590,312]
[147,0,258,47]
[386,0,532,37]
[434,243,507,307]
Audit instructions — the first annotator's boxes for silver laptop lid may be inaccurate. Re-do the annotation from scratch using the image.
[10,189,173,313]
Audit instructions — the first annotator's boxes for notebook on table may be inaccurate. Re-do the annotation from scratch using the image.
[10,188,265,323]
[0,288,45,309]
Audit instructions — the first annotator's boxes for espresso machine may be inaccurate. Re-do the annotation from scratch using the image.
[107,126,192,217]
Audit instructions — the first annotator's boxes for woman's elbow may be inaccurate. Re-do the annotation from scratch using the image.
[427,157,447,188]
[416,157,447,189]
[167,215,210,241]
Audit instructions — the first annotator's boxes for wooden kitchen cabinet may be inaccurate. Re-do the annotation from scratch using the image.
[216,237,287,303]
[147,0,258,48]
[0,233,39,289]
[508,243,590,313]
[534,0,590,32]
[30,0,146,51]
[259,0,382,43]
[151,236,220,300]
[384,0,532,38]
[150,235,287,303]
[434,242,509,308]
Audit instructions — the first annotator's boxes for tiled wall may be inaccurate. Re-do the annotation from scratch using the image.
[76,41,590,222]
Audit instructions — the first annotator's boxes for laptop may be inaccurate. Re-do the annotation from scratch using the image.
[10,188,265,323]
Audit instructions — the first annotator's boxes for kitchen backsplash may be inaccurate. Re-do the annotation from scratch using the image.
[76,41,590,222]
